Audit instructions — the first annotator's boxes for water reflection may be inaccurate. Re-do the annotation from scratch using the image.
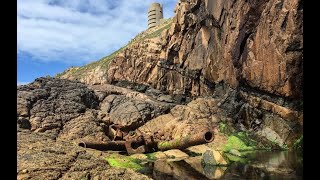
[151,151,303,180]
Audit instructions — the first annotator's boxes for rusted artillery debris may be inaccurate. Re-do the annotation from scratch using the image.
[78,140,126,151]
[78,125,215,155]
[157,131,214,151]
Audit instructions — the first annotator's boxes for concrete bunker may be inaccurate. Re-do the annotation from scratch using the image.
[148,3,163,29]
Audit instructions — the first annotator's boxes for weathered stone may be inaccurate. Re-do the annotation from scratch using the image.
[186,144,212,155]
[17,77,101,139]
[163,149,189,160]
[152,151,168,159]
[17,130,150,180]
[130,154,148,160]
[202,150,228,166]
[137,98,218,140]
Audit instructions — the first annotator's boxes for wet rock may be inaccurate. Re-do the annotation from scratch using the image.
[153,159,209,180]
[203,166,228,180]
[202,150,228,166]
[185,156,228,179]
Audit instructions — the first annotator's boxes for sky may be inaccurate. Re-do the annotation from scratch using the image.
[17,0,177,85]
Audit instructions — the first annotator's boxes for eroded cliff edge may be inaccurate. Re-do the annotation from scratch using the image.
[57,0,303,147]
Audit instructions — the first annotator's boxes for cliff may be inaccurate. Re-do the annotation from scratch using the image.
[57,0,303,147]
[17,1,303,178]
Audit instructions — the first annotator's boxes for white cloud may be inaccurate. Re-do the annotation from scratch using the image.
[17,82,30,86]
[17,0,177,64]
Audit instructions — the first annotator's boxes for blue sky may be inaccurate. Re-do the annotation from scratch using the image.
[17,0,177,85]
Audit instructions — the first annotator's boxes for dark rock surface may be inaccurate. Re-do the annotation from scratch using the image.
[17,77,105,141]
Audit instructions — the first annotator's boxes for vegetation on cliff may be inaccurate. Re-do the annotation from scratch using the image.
[56,18,172,80]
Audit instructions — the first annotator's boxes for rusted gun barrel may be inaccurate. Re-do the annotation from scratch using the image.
[157,130,214,151]
[78,140,126,151]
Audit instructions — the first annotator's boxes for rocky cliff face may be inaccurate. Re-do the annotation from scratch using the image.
[58,0,302,147]
[114,0,302,147]
[108,0,302,98]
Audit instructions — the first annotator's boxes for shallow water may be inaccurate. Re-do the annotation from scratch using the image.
[147,151,303,180]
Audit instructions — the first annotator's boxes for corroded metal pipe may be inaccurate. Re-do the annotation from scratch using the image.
[157,130,214,151]
[125,140,147,155]
[78,140,126,151]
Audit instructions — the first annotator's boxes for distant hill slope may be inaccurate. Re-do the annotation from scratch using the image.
[56,18,173,85]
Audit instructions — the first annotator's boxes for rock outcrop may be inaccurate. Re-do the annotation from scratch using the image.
[17,77,178,179]
[58,0,302,147]
[17,73,301,178]
[107,0,302,98]
[17,129,151,180]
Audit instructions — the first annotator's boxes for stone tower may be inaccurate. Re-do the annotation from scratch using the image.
[148,3,163,29]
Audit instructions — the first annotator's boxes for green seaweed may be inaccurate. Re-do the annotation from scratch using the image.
[105,154,154,175]
[223,132,257,152]
[145,152,157,161]
[219,122,227,133]
[105,155,144,170]
[293,135,303,151]
[158,139,181,150]
[218,121,235,135]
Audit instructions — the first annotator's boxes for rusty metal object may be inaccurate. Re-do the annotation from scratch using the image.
[79,125,215,155]
[124,140,147,155]
[157,130,214,151]
[78,140,126,151]
[124,134,159,155]
[108,124,124,141]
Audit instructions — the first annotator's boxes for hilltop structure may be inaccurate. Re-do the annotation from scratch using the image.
[148,3,163,29]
